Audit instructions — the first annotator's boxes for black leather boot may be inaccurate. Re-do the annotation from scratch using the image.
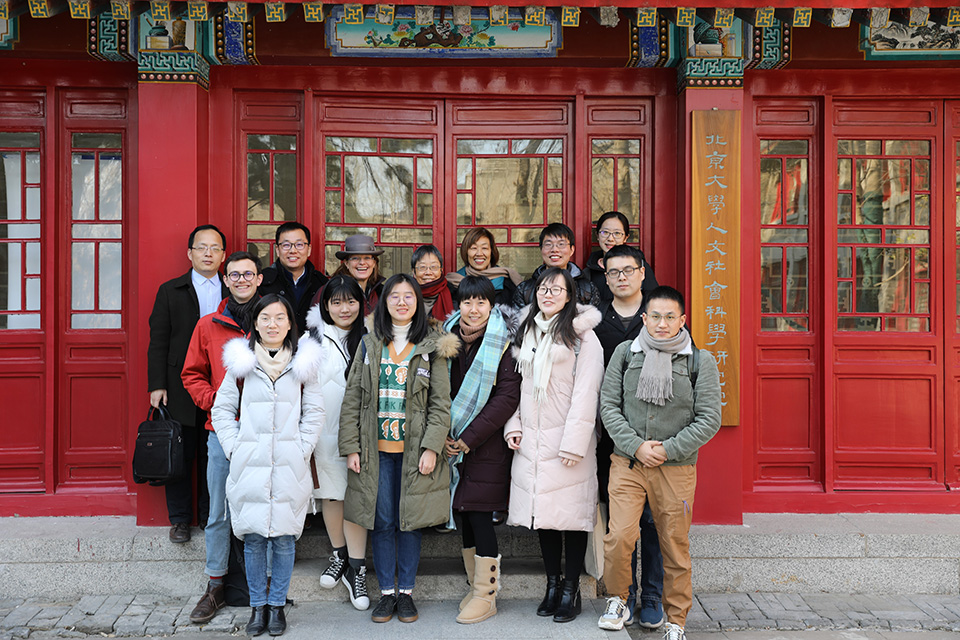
[552,578,581,623]
[267,605,286,636]
[246,606,268,636]
[536,575,562,617]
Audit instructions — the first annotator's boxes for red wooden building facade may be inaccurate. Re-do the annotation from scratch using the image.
[3,2,960,524]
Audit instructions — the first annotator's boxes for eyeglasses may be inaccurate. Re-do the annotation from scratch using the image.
[415,264,442,274]
[227,271,257,282]
[541,241,570,251]
[347,255,374,264]
[645,313,680,324]
[536,285,567,297]
[605,266,641,280]
[387,293,416,304]
[598,230,626,240]
[191,245,223,254]
[278,241,308,252]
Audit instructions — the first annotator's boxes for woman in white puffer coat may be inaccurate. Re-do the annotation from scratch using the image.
[212,294,324,637]
[305,275,370,611]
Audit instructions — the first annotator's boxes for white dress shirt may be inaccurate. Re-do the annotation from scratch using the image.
[191,269,221,318]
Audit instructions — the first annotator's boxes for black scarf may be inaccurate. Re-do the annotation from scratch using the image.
[227,295,260,334]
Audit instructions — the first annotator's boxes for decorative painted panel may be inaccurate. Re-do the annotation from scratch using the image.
[327,6,561,58]
[861,22,960,60]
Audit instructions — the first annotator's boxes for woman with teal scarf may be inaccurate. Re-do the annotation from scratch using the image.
[443,276,521,625]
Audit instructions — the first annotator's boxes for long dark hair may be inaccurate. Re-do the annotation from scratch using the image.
[248,293,299,354]
[319,275,366,378]
[514,267,580,349]
[373,273,430,345]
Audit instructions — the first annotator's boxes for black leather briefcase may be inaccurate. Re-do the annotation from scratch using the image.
[132,405,185,486]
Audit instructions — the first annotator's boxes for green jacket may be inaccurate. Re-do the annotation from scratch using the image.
[600,342,722,466]
[338,327,458,531]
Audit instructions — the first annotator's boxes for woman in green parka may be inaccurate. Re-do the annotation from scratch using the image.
[338,273,459,624]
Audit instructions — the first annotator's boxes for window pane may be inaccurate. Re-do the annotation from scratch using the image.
[325,191,341,223]
[548,157,563,190]
[247,241,272,269]
[326,137,376,152]
[380,227,432,244]
[25,242,40,275]
[837,246,852,278]
[247,153,270,221]
[246,224,277,241]
[496,246,542,278]
[99,155,122,221]
[25,277,40,311]
[760,246,782,313]
[617,158,640,217]
[417,192,433,225]
[838,158,852,191]
[760,139,808,155]
[98,243,121,310]
[761,229,807,244]
[547,192,562,223]
[71,313,121,329]
[511,139,562,155]
[72,133,121,149]
[25,152,40,183]
[783,158,807,225]
[380,138,432,154]
[457,139,508,155]
[915,194,930,226]
[784,246,807,313]
[457,158,472,189]
[324,226,376,241]
[838,194,853,225]
[885,140,929,156]
[326,156,342,187]
[592,157,614,218]
[72,243,95,310]
[417,158,432,190]
[759,157,781,225]
[72,153,96,220]
[73,224,121,239]
[0,243,22,311]
[247,134,296,151]
[838,140,881,155]
[25,187,40,220]
[274,153,297,221]
[885,229,929,244]
[593,139,640,155]
[0,154,22,220]
[457,193,472,226]
[914,158,930,191]
[475,157,544,225]
[343,156,414,224]
[0,132,40,148]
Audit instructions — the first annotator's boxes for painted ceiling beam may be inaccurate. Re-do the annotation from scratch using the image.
[160,1,958,9]
[27,0,68,16]
[0,0,32,19]
[68,0,110,17]
[263,0,286,20]
[149,0,187,19]
[812,7,852,27]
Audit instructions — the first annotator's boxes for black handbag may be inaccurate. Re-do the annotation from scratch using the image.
[132,405,185,486]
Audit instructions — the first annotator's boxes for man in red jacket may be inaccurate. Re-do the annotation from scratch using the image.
[181,251,262,624]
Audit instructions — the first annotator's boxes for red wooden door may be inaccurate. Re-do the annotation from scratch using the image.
[943,100,960,489]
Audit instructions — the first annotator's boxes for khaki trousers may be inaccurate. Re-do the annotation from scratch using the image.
[602,454,696,626]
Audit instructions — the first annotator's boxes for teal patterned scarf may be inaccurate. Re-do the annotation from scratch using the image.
[442,307,511,528]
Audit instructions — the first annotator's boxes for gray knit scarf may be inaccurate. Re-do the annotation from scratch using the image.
[633,326,691,406]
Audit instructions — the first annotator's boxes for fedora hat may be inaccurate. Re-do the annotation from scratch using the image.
[336,234,384,260]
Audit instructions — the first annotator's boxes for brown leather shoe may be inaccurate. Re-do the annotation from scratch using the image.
[189,581,226,624]
[169,522,191,543]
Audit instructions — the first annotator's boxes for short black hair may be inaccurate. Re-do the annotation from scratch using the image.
[318,275,366,379]
[224,251,262,274]
[373,274,430,345]
[275,221,311,245]
[539,223,575,247]
[595,211,630,235]
[646,285,685,314]
[410,244,443,270]
[248,293,299,354]
[514,267,579,349]
[188,224,226,250]
[456,275,496,306]
[602,244,643,268]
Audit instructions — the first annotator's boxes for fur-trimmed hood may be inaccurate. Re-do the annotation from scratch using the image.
[221,335,324,384]
[434,328,460,360]
[513,303,602,340]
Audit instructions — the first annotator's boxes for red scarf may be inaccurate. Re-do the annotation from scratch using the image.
[420,277,454,321]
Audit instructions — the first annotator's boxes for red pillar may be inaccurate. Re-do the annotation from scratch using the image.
[679,88,744,525]
[136,81,210,525]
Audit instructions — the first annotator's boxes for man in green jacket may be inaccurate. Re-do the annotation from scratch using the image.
[596,286,722,640]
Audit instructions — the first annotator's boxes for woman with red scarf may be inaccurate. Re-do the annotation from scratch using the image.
[412,244,454,322]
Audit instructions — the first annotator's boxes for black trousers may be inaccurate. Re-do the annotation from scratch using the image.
[538,529,588,582]
[165,408,210,525]
[460,511,498,557]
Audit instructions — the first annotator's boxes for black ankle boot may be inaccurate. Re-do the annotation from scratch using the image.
[246,606,268,636]
[536,575,563,617]
[552,578,581,623]
[266,605,286,636]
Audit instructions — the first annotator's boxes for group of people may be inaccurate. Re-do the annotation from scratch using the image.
[147,214,721,640]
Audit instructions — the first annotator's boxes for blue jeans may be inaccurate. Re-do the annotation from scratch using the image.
[628,501,664,605]
[244,534,295,607]
[372,452,422,591]
[204,431,231,577]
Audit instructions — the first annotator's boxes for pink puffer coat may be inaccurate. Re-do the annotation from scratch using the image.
[504,304,603,533]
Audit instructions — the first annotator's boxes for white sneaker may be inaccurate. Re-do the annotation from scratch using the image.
[662,621,686,640]
[598,596,628,631]
[319,554,346,589]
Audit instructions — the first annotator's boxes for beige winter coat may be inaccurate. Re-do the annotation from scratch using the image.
[504,304,604,533]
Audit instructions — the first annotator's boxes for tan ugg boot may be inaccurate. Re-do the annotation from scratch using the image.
[459,547,476,611]
[456,555,500,624]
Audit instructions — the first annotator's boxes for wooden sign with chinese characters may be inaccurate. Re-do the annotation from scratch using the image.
[691,110,740,425]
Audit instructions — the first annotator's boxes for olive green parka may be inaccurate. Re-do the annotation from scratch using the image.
[338,326,459,531]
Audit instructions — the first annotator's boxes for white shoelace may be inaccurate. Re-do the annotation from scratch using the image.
[663,622,685,640]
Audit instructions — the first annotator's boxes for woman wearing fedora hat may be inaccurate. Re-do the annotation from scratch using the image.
[315,234,385,316]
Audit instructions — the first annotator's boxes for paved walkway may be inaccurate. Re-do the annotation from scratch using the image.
[3,592,960,639]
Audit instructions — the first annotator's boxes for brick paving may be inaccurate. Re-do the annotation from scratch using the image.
[2,593,960,639]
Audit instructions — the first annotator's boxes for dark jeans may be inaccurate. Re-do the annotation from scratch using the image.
[628,502,665,605]
[372,451,422,591]
[165,410,210,525]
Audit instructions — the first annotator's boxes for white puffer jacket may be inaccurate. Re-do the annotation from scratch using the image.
[211,336,324,540]
[305,305,352,502]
